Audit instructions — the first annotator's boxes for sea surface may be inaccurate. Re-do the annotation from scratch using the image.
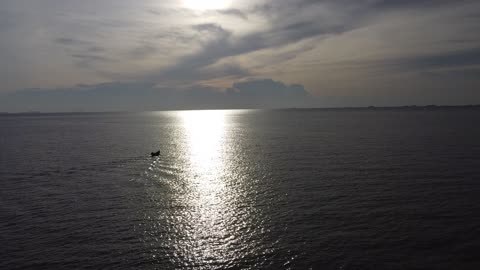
[1,109,480,269]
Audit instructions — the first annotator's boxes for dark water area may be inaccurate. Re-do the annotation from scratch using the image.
[1,109,480,269]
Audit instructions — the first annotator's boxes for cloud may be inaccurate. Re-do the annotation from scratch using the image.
[225,79,311,108]
[192,23,231,36]
[129,44,157,59]
[54,37,89,46]
[404,48,480,70]
[216,9,248,20]
[370,0,461,10]
[141,5,358,85]
[1,0,480,106]
[146,0,475,87]
[0,79,314,112]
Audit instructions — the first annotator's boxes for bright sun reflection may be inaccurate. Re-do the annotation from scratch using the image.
[146,110,260,265]
[179,110,233,261]
[181,110,226,174]
[182,0,231,10]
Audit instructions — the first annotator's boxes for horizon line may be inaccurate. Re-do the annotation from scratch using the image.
[2,104,480,115]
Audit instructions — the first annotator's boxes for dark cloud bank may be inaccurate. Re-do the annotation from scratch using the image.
[2,76,478,113]
[0,79,317,112]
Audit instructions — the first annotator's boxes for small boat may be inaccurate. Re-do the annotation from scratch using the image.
[151,150,160,157]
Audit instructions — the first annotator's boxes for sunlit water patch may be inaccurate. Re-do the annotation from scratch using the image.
[2,109,480,269]
[141,110,275,268]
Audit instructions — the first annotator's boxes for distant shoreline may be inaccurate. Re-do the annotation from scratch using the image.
[1,104,480,115]
[285,104,480,111]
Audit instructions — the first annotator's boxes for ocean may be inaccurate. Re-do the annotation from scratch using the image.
[1,109,480,269]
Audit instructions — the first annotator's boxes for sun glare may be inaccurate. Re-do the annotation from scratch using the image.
[182,0,230,10]
[181,110,226,173]
[179,110,232,260]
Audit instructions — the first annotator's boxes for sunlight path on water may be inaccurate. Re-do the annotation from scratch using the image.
[177,110,238,266]
[143,110,273,268]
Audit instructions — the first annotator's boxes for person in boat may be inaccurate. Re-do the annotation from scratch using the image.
[151,150,160,157]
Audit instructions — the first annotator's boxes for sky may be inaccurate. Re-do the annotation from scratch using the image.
[1,0,479,111]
